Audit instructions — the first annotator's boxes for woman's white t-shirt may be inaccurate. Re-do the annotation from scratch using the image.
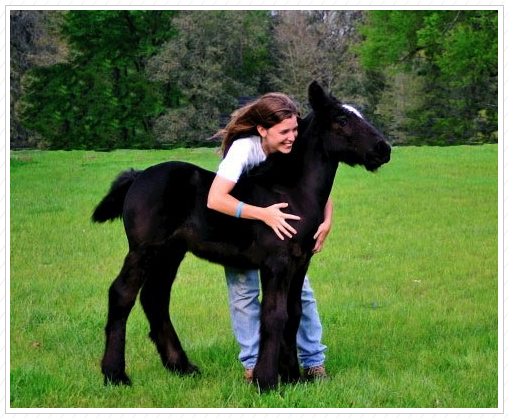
[216,136,267,183]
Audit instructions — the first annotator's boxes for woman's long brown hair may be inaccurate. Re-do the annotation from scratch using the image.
[218,93,298,157]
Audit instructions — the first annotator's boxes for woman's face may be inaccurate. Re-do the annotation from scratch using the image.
[258,115,298,155]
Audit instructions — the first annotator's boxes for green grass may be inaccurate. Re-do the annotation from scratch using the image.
[10,145,498,408]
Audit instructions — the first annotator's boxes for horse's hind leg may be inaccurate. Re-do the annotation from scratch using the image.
[101,250,145,385]
[140,241,199,375]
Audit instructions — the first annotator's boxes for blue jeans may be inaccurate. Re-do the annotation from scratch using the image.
[225,266,327,369]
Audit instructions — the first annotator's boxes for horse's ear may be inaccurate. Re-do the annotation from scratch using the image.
[308,81,330,112]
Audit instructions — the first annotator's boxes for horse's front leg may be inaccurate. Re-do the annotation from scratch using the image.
[279,262,309,384]
[253,261,293,392]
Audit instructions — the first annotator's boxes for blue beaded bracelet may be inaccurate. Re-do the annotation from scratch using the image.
[235,201,245,218]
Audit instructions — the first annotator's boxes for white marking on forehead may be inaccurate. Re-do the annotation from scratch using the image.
[342,104,363,119]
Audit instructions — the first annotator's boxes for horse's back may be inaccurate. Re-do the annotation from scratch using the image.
[123,161,215,247]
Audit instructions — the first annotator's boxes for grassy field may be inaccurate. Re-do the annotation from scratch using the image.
[10,145,498,409]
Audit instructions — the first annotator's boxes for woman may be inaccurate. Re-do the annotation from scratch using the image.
[207,92,332,382]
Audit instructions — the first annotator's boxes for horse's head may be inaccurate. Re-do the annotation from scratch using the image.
[308,81,391,171]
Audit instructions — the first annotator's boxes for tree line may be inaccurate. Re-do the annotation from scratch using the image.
[10,9,498,150]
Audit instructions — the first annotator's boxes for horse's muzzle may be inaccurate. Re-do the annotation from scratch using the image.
[366,140,391,171]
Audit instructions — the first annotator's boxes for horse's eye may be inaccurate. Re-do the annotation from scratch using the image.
[337,117,347,127]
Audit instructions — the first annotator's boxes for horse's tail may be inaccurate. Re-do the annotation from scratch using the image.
[92,169,142,223]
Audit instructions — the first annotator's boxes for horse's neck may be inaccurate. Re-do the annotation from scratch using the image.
[300,151,338,210]
[294,114,339,208]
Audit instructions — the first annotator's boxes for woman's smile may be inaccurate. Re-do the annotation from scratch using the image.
[280,141,294,152]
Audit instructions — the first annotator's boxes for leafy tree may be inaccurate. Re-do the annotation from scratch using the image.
[10,10,67,148]
[62,11,178,71]
[270,10,366,115]
[20,63,119,149]
[270,11,322,107]
[359,10,498,145]
[19,10,178,150]
[146,10,273,145]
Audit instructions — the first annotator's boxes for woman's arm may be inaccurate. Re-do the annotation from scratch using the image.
[207,175,300,241]
[312,197,333,253]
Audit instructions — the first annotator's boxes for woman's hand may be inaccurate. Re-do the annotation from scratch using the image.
[312,220,331,253]
[208,176,301,241]
[313,198,333,253]
[262,203,301,240]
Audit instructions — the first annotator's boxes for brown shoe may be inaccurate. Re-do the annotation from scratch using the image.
[244,368,254,384]
[304,364,327,381]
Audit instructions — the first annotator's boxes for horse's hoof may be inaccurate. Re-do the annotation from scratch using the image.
[182,362,200,375]
[255,379,278,393]
[166,361,200,375]
[280,374,302,385]
[253,373,278,392]
[279,366,301,384]
[103,371,132,386]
